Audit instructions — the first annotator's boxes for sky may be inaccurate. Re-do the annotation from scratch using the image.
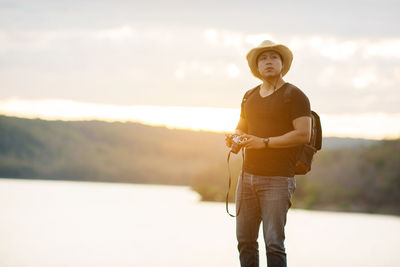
[1,0,400,139]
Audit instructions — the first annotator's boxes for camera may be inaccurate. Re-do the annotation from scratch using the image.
[227,134,247,154]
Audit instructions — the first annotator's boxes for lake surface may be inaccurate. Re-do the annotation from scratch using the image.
[1,178,399,267]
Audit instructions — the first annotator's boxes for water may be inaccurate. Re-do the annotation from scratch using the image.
[1,178,399,267]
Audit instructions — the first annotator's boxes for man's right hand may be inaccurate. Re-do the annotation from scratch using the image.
[225,130,247,148]
[225,134,233,148]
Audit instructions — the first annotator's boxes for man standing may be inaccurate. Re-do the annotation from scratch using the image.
[226,40,311,267]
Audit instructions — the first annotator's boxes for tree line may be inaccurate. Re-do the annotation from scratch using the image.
[1,114,398,215]
[191,138,400,215]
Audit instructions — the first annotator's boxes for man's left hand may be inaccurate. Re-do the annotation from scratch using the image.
[241,134,266,149]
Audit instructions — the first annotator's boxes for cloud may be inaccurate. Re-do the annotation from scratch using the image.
[316,66,337,87]
[203,28,263,52]
[363,39,400,59]
[203,29,218,45]
[1,98,398,139]
[321,112,400,139]
[92,25,136,41]
[309,37,358,60]
[227,64,240,78]
[287,36,400,61]
[174,69,185,79]
[286,36,359,61]
[174,61,216,79]
[245,34,275,46]
[352,67,379,89]
[1,25,400,114]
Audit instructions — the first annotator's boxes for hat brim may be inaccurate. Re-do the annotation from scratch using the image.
[246,44,293,79]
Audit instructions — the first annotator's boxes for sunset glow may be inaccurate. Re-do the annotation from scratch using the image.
[0,98,398,140]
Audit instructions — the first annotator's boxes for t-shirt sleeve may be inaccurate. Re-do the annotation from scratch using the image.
[290,88,311,120]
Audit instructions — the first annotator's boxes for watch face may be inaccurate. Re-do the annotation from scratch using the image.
[263,138,270,146]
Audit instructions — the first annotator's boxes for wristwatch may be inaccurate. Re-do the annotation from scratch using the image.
[263,137,270,148]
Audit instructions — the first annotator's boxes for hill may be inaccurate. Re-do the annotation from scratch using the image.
[2,115,398,215]
[191,138,400,215]
[0,114,380,184]
[0,115,226,184]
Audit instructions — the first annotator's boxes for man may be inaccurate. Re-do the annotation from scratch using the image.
[226,40,311,267]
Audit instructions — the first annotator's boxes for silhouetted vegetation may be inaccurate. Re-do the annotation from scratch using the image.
[0,115,226,185]
[192,138,400,215]
[294,138,400,215]
[1,114,398,215]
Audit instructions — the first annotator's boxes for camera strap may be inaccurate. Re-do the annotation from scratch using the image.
[226,147,245,217]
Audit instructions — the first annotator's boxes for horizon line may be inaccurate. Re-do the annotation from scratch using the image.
[0,112,398,141]
[0,98,399,140]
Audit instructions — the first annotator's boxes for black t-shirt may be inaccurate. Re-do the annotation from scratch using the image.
[236,82,311,177]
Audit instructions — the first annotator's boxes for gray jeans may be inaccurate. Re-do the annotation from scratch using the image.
[236,171,296,267]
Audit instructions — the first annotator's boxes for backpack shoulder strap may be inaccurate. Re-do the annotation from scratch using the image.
[283,83,297,103]
[242,84,260,103]
[241,85,260,116]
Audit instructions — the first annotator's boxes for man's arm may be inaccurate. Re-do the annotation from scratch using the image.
[225,117,247,148]
[235,117,247,135]
[241,116,311,149]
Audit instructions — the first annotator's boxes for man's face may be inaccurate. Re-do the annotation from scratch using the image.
[257,50,283,78]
